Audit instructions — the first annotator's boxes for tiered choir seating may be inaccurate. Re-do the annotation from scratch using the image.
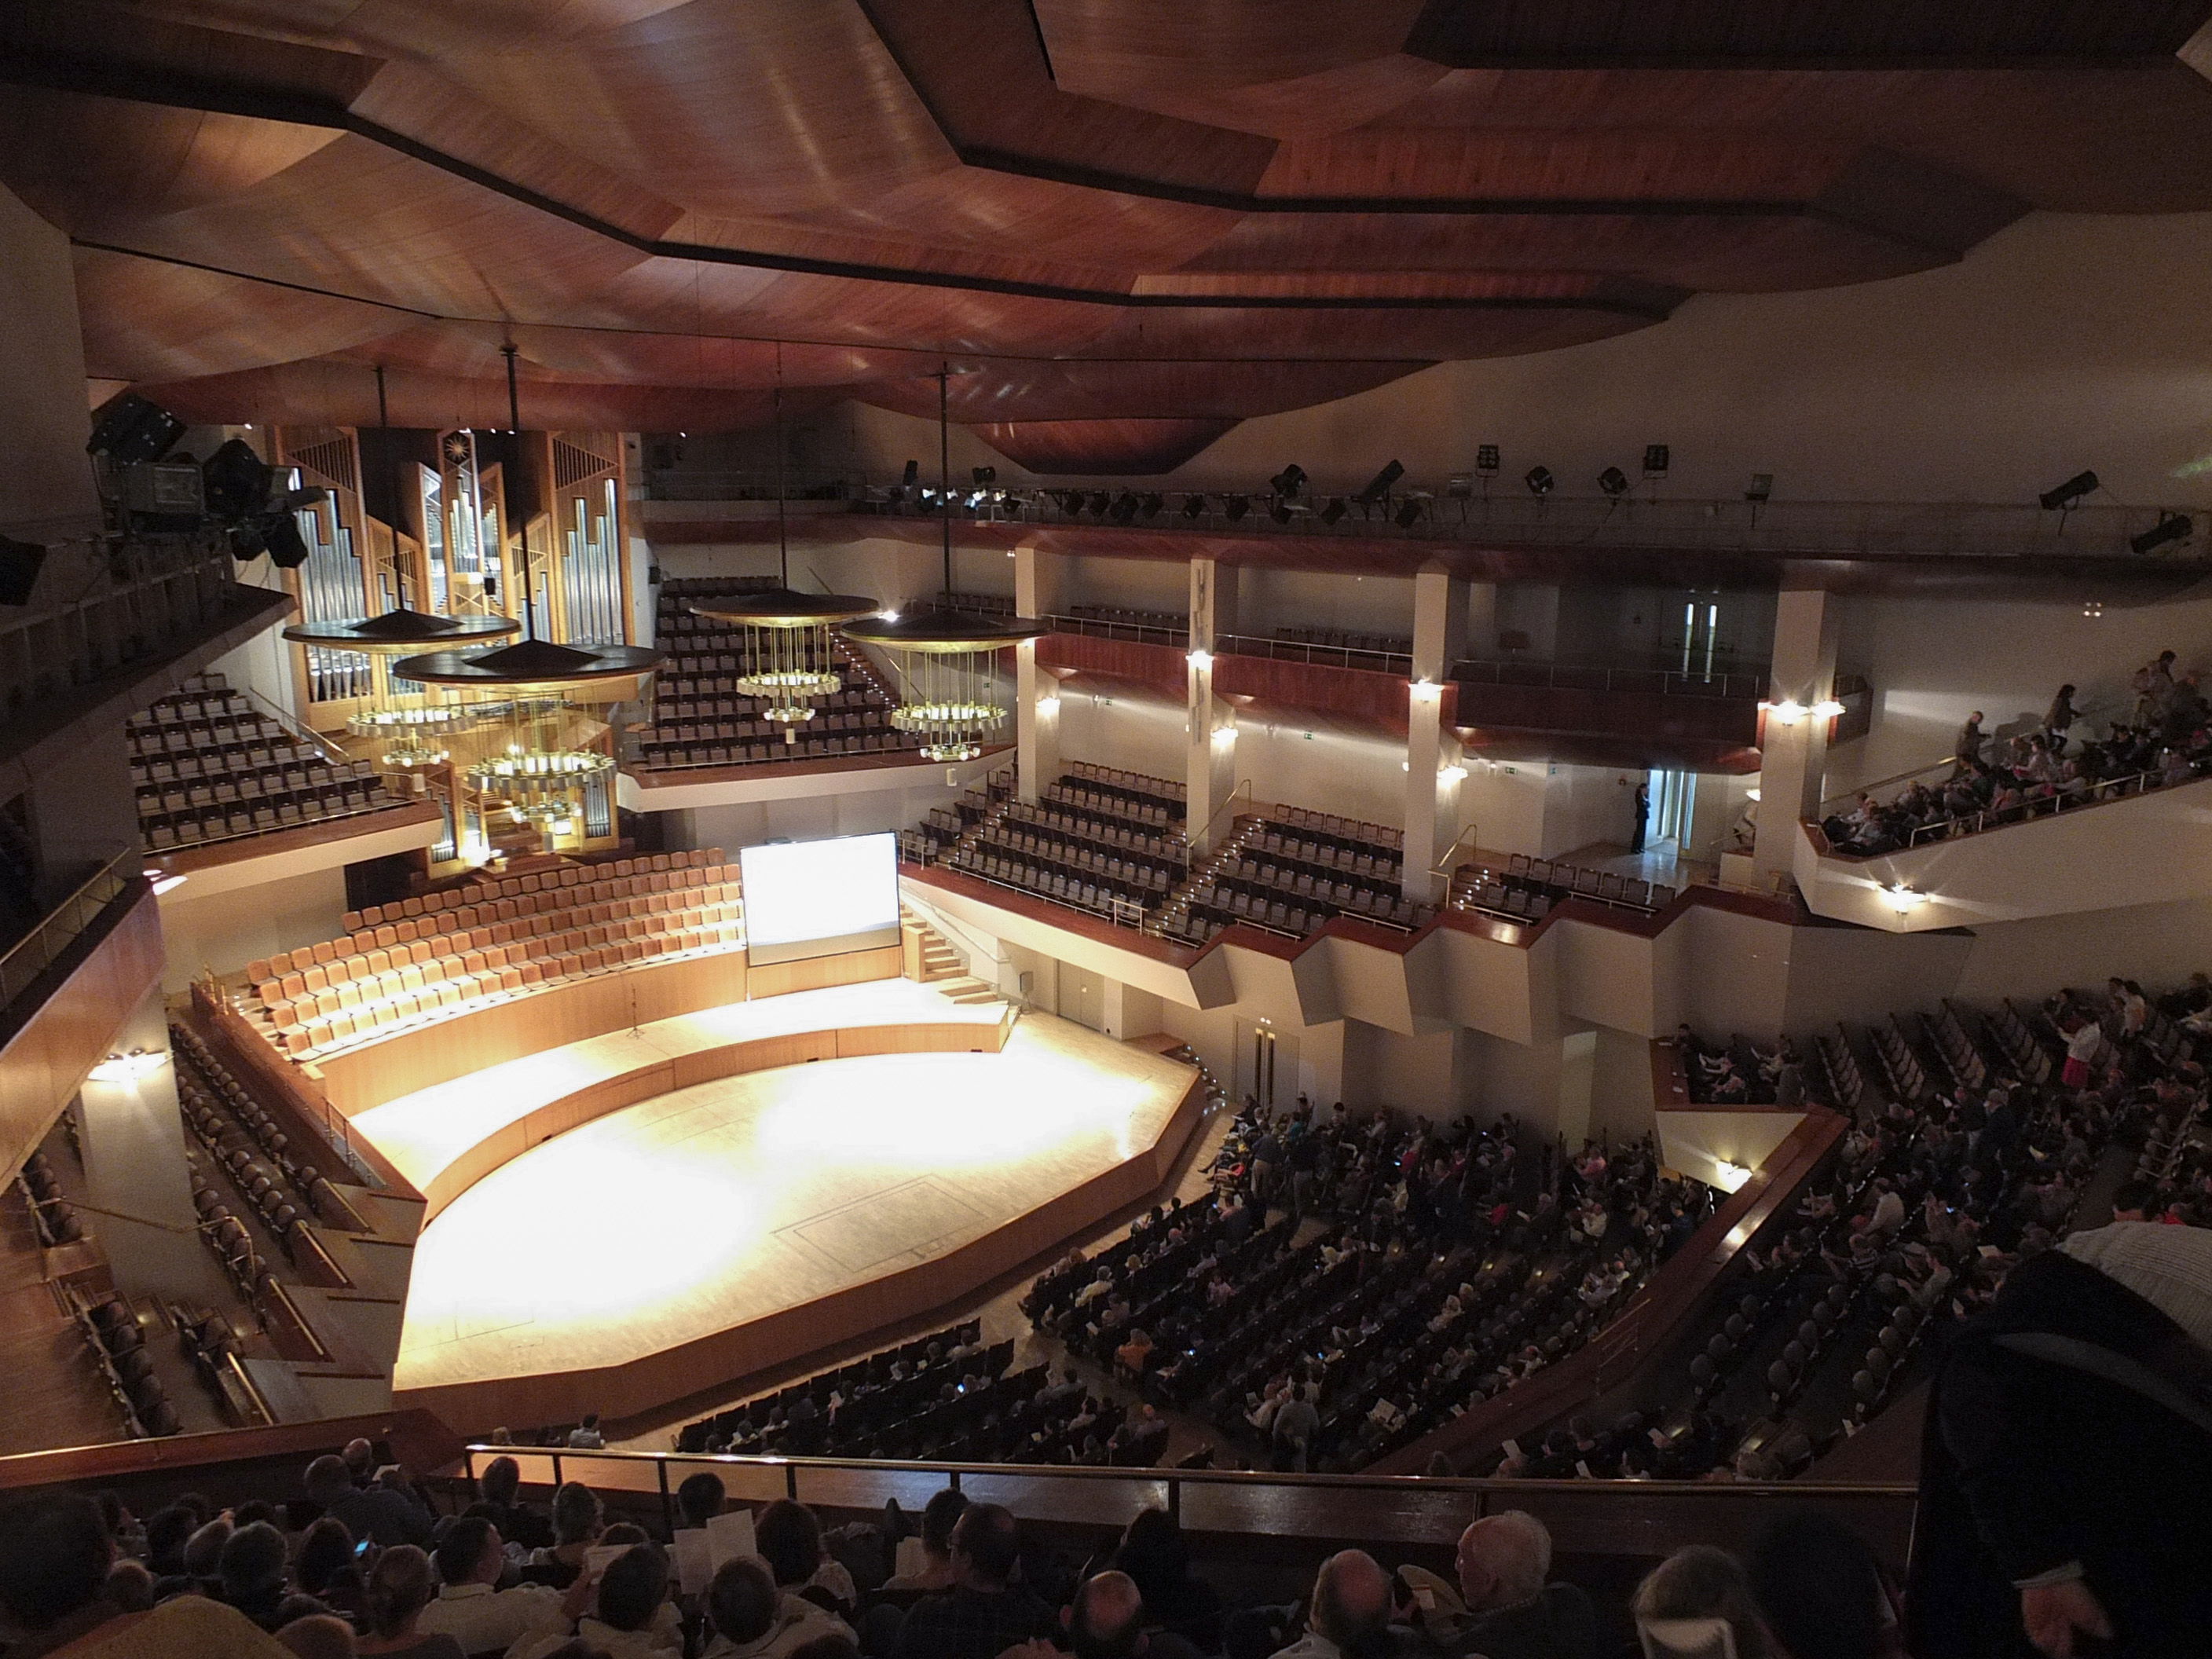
[1063,603,1188,632]
[237,850,743,1059]
[1451,852,1675,925]
[131,674,396,851]
[943,765,1189,923]
[637,580,915,770]
[1159,811,1427,945]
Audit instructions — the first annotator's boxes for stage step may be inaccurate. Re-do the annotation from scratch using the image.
[938,977,998,1004]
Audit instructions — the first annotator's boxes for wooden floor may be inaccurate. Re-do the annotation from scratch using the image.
[0,1187,129,1455]
[391,1005,1198,1427]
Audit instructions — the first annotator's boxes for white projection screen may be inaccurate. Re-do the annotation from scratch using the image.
[738,832,902,965]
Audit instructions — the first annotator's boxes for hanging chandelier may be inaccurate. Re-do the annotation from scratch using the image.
[840,367,1043,761]
[281,608,520,769]
[690,353,877,741]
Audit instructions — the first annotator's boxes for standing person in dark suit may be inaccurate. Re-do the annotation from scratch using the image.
[1911,1221,2212,1658]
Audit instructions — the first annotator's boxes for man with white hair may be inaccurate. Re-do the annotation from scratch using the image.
[1433,1511,1597,1659]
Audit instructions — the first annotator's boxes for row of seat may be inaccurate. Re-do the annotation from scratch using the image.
[71,1291,181,1439]
[1265,804,1406,855]
[133,675,404,850]
[339,848,720,935]
[972,822,1181,893]
[945,844,1160,923]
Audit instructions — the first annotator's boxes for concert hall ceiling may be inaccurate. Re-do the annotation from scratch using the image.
[8,1,2212,471]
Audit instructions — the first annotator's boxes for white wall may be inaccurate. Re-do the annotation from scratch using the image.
[1055,683,1186,783]
[1830,589,2212,793]
[1235,720,1404,829]
[156,866,348,991]
[947,213,2212,508]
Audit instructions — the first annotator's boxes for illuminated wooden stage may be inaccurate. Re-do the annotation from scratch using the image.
[377,981,1201,1427]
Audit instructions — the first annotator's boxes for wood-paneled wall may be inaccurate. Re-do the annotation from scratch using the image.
[0,883,163,1181]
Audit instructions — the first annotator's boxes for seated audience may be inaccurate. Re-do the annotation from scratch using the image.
[1104,1508,1221,1653]
[306,1454,432,1549]
[704,1555,854,1659]
[1269,1551,1393,1659]
[1632,1547,1770,1659]
[421,1515,567,1656]
[1433,1511,1595,1659]
[757,1498,858,1614]
[279,1614,362,1659]
[896,1504,1054,1659]
[358,1545,465,1658]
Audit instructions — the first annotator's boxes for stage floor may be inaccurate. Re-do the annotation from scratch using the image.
[390,998,1197,1423]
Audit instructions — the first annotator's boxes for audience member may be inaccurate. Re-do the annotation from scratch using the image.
[307,1454,431,1549]
[1632,1547,1770,1659]
[278,1614,362,1659]
[756,1499,858,1613]
[357,1545,466,1658]
[1914,1220,2212,1658]
[422,1515,566,1656]
[1433,1511,1595,1659]
[1269,1551,1393,1659]
[222,1521,298,1631]
[1746,1511,1901,1659]
[525,1482,606,1589]
[896,1504,1054,1659]
[1105,1508,1221,1653]
[703,1555,853,1659]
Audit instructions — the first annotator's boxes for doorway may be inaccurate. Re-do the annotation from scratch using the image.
[1235,1020,1298,1109]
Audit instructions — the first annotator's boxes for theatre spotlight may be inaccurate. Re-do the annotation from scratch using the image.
[1319,498,1347,526]
[902,460,920,489]
[1222,494,1251,522]
[971,465,996,487]
[1524,466,1555,497]
[1180,494,1207,519]
[262,514,313,570]
[1394,497,1425,528]
[1475,445,1500,476]
[201,438,274,522]
[2132,513,2195,555]
[1643,445,1670,478]
[1269,498,1294,525]
[86,391,185,464]
[1270,463,1307,498]
[1598,467,1630,497]
[1086,492,1111,516]
[1108,492,1139,524]
[1354,460,1404,504]
[1745,473,1774,504]
[1138,493,1165,518]
[2038,471,2100,511]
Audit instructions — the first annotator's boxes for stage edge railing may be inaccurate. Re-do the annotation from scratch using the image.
[458,1444,1917,1566]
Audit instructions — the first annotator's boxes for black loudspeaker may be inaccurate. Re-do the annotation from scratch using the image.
[902,460,920,488]
[0,537,47,606]
[86,393,185,464]
[201,438,273,522]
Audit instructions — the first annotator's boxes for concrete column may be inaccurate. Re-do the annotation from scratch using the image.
[1752,587,1842,882]
[1100,979,1164,1042]
[1465,581,1499,661]
[1185,558,1240,849]
[1404,567,1469,903]
[1013,544,1067,803]
[74,988,233,1307]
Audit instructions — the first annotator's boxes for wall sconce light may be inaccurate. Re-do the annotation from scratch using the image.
[1884,883,1928,914]
[1713,1160,1753,1192]
[1210,725,1236,749]
[1186,648,1213,671]
[1411,677,1441,698]
[1440,763,1468,783]
[1811,698,1846,720]
[1764,698,1807,724]
[1745,788,1761,802]
[89,1049,170,1082]
[1036,696,1060,716]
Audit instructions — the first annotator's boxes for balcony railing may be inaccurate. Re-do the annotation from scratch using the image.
[0,849,140,1013]
[1216,634,1413,676]
[1454,658,1768,700]
[457,1443,1917,1568]
[0,530,240,718]
[835,482,2196,562]
[1040,613,1191,649]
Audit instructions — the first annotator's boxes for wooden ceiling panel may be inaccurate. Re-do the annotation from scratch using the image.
[862,0,1283,190]
[1258,127,1862,200]
[0,89,342,233]
[426,0,961,221]
[972,417,1241,474]
[858,358,1429,421]
[8,1,2208,439]
[137,361,796,432]
[69,247,408,382]
[1404,1,2212,68]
